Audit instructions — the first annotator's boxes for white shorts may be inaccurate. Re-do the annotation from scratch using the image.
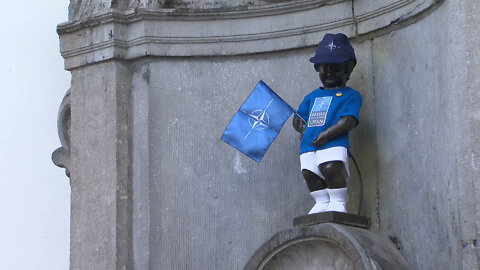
[300,146,349,179]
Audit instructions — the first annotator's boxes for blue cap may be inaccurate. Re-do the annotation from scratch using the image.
[310,33,356,65]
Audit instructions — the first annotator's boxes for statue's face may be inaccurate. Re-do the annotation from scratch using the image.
[314,63,349,89]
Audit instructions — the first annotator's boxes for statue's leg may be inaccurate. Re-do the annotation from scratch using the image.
[302,169,327,191]
[300,152,330,214]
[302,170,330,214]
[319,161,347,189]
[301,169,329,214]
[319,161,348,212]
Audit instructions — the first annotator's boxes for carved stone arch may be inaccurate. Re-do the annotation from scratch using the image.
[245,223,411,270]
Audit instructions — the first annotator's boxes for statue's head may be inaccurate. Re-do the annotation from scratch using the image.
[310,33,356,88]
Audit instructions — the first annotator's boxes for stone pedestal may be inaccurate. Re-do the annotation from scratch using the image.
[293,212,370,229]
[245,222,411,270]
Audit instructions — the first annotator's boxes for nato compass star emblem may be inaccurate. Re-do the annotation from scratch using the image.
[326,41,340,52]
[242,99,273,141]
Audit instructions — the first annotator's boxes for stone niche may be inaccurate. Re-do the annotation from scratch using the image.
[53,0,476,270]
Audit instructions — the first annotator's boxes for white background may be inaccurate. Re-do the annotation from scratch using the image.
[0,1,71,269]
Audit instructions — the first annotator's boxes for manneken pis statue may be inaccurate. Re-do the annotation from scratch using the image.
[293,33,362,214]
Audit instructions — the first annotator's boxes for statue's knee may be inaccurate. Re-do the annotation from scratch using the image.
[319,161,345,179]
[302,169,326,191]
[302,169,321,182]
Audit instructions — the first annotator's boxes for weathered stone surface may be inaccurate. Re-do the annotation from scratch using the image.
[293,212,370,229]
[347,40,379,226]
[69,61,131,270]
[262,240,356,270]
[59,0,354,69]
[125,47,379,269]
[445,0,480,268]
[68,0,340,21]
[54,0,480,269]
[245,223,411,270]
[68,0,315,20]
[52,89,72,177]
[370,1,480,269]
[56,36,380,270]
[131,63,150,270]
[141,53,315,270]
[59,0,444,70]
[354,0,443,35]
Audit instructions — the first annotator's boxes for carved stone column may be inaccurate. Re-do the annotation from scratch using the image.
[67,62,131,269]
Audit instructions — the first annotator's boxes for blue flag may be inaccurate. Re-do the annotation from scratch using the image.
[221,80,294,162]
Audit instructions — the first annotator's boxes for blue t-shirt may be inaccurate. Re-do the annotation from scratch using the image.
[296,87,362,154]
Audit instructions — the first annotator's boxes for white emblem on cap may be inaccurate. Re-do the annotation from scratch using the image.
[326,41,340,52]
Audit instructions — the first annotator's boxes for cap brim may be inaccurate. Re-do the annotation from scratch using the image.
[309,54,351,64]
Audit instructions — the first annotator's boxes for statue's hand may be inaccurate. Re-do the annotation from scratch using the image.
[312,130,330,147]
[292,117,306,140]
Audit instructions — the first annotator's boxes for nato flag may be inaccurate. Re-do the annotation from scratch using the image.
[221,80,294,162]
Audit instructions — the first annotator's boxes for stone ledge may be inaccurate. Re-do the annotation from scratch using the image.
[57,0,443,70]
[61,0,344,31]
[58,0,353,69]
[293,212,370,229]
[66,0,344,22]
[354,0,443,35]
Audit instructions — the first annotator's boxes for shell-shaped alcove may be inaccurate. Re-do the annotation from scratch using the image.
[245,223,411,270]
[263,239,354,270]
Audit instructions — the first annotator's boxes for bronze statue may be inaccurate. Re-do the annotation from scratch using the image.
[293,33,362,214]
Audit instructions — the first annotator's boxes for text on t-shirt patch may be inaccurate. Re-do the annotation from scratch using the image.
[308,96,332,127]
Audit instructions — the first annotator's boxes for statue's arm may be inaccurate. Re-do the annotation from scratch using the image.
[292,117,305,134]
[294,97,309,138]
[311,116,357,147]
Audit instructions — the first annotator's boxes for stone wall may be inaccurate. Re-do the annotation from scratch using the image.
[370,2,459,268]
[128,51,377,269]
[54,0,480,269]
[360,1,480,268]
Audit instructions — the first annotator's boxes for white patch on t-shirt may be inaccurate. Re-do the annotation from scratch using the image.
[308,96,332,127]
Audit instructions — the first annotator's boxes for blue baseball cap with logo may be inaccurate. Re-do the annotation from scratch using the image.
[309,33,356,65]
